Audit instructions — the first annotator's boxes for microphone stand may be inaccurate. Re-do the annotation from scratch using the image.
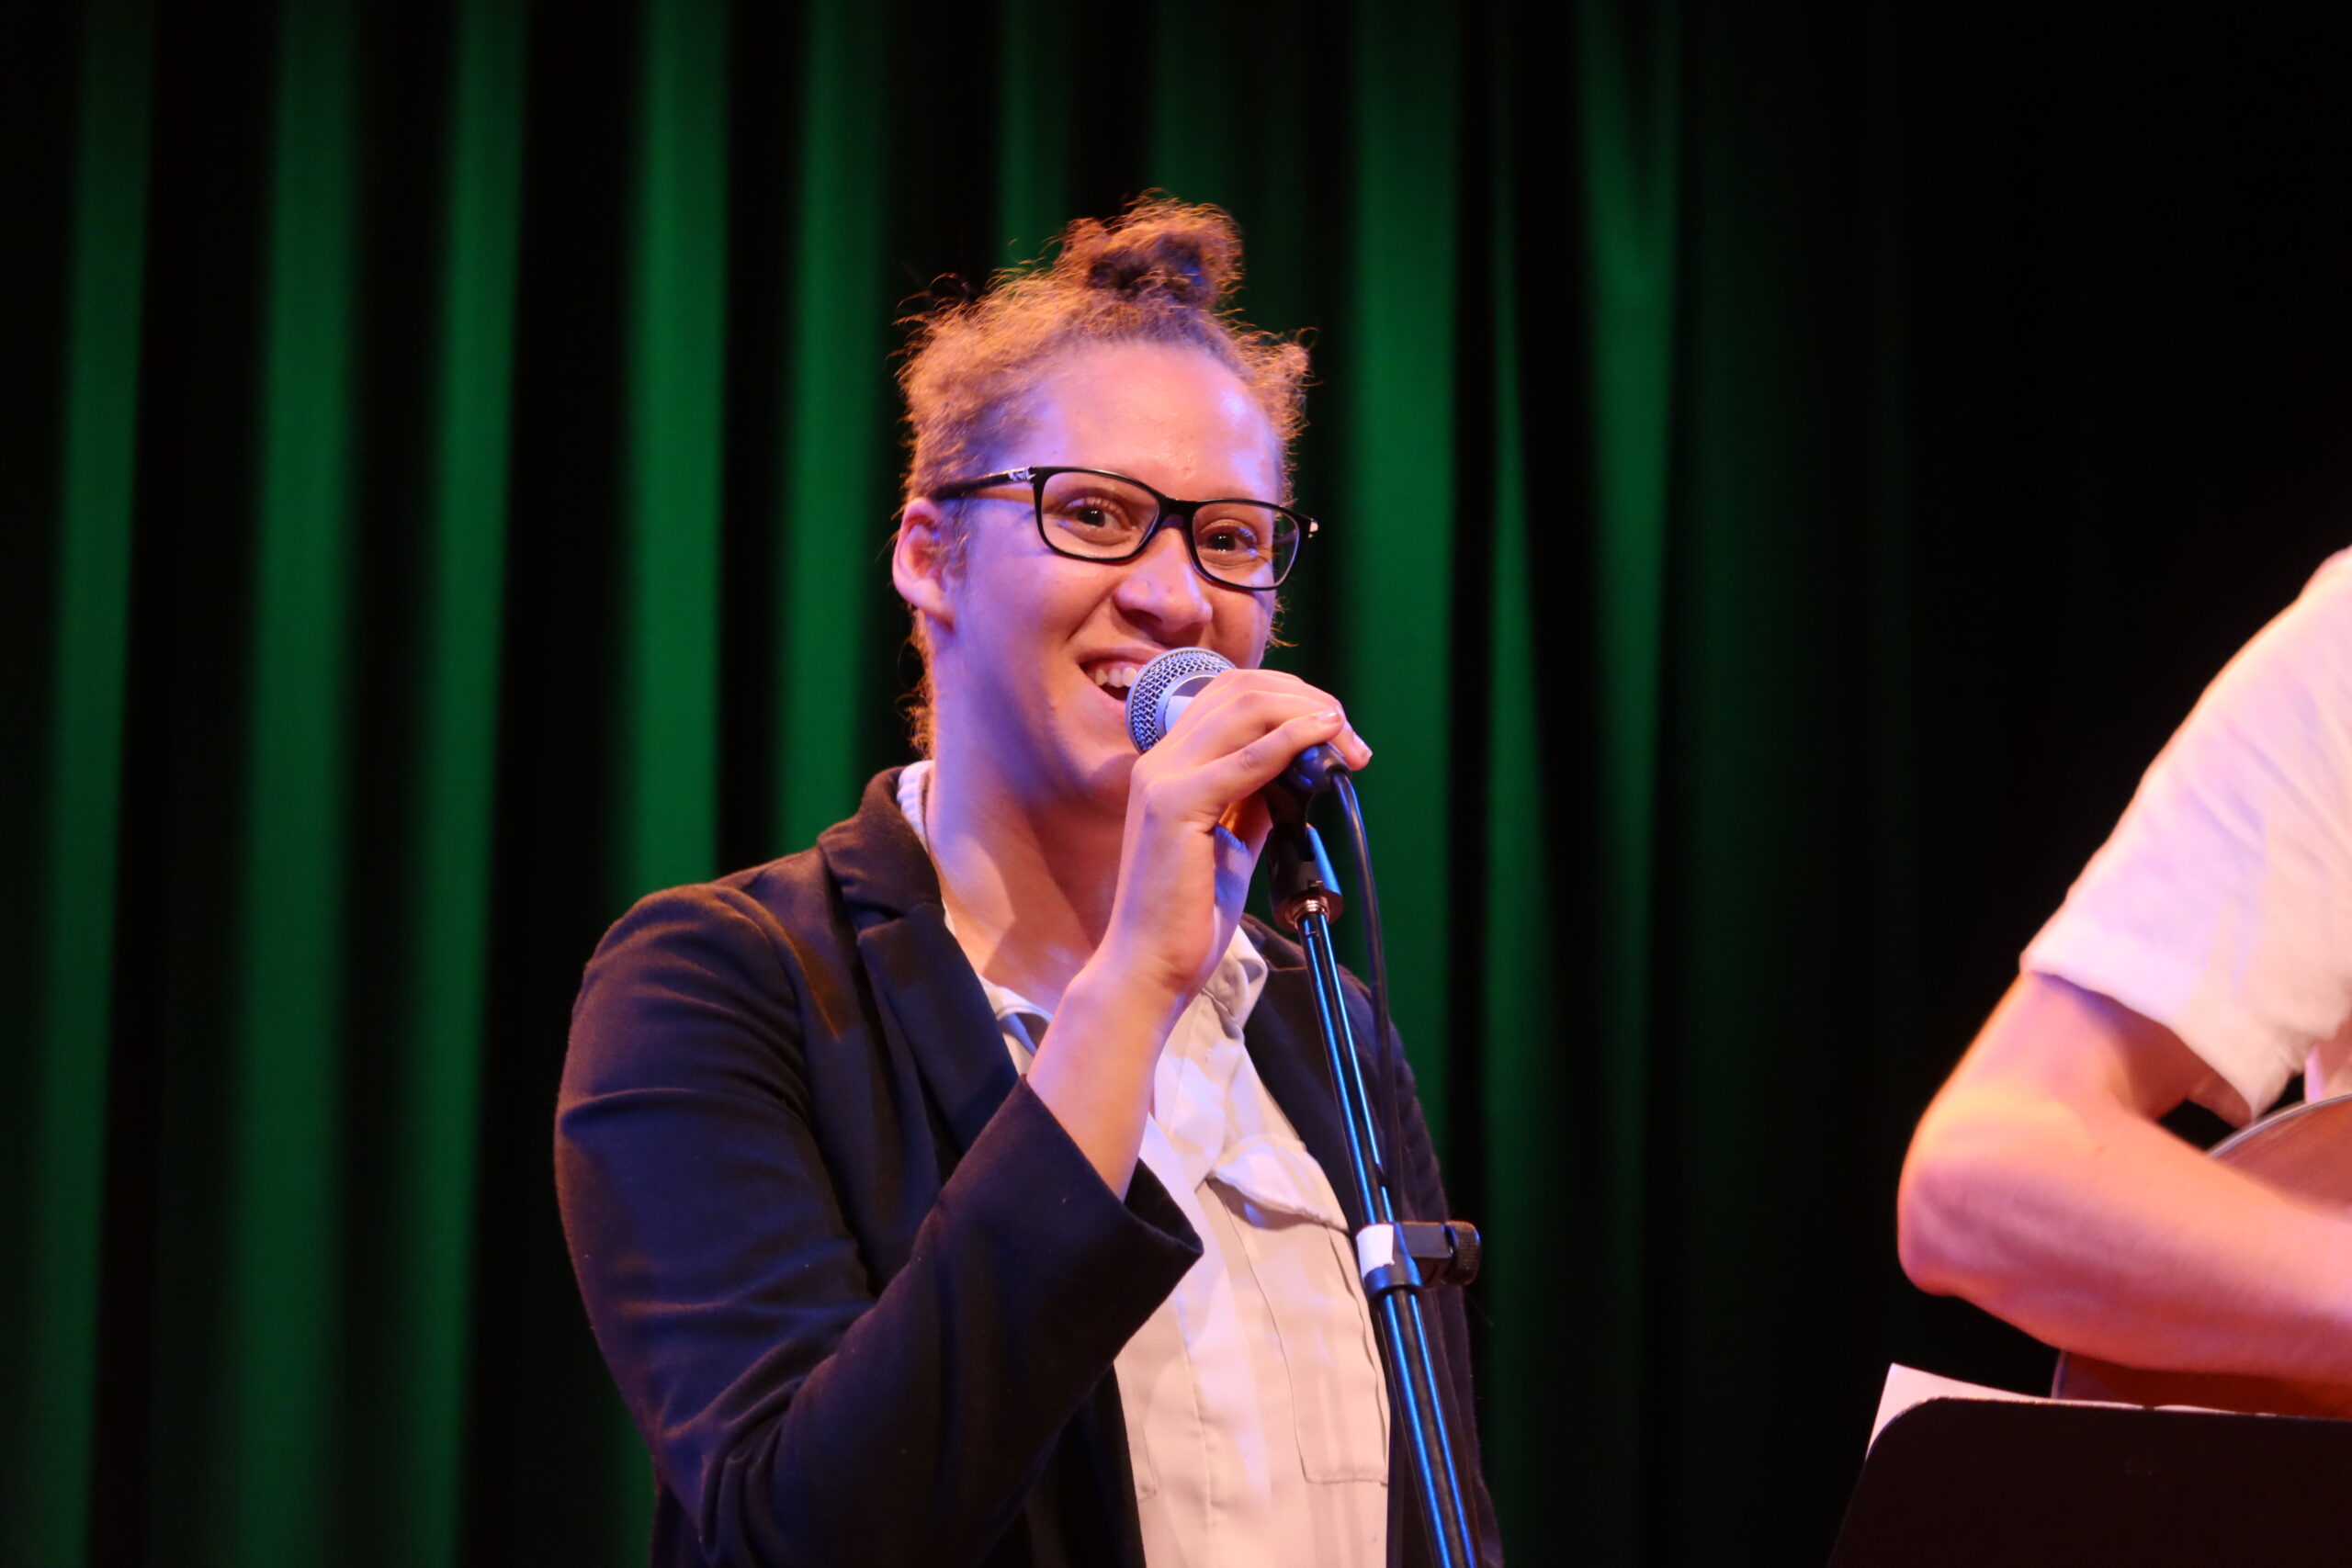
[1263,754,1484,1568]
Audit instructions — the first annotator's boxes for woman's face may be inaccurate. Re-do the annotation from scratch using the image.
[899,340,1283,815]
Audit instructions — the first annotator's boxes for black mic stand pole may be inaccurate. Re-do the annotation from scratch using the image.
[1263,759,1483,1568]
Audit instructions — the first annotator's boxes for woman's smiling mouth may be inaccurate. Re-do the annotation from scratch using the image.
[1085,660,1144,705]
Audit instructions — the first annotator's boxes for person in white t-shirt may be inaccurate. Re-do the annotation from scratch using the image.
[1898,552,2352,1383]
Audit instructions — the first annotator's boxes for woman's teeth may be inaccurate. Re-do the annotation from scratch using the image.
[1089,662,1142,696]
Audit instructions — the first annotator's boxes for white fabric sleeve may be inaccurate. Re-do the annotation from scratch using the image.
[2022,551,2352,1122]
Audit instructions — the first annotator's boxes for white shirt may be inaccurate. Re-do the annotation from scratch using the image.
[2024,551,2352,1121]
[896,763,1389,1568]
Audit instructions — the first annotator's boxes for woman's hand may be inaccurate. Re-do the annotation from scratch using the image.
[1102,668,1372,1008]
[1030,668,1370,1194]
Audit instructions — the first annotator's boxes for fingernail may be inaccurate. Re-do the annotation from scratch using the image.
[1316,707,1341,721]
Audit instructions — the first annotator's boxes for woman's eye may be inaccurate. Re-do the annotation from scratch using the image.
[1199,519,1266,558]
[1054,497,1140,536]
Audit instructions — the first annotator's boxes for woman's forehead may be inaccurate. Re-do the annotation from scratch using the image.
[1018,343,1283,493]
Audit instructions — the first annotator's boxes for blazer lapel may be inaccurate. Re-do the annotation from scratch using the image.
[1244,959,1372,1232]
[856,907,1019,1160]
[821,770,1018,1163]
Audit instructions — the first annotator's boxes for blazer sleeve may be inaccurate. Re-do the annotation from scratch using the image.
[1376,1012,1508,1568]
[556,882,1201,1568]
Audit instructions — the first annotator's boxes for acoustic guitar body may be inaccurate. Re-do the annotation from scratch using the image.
[2052,1092,2352,1418]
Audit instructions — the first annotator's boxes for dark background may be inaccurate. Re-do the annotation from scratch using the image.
[7,2,2351,1564]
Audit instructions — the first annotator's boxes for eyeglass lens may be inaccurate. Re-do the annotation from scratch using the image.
[1037,470,1297,588]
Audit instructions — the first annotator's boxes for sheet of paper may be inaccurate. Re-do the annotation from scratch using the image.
[1869,1364,2059,1450]
[1869,1361,2237,1451]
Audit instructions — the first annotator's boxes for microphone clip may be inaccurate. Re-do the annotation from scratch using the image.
[1267,741,1351,818]
[1267,819,1345,931]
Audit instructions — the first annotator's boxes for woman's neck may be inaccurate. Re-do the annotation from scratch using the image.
[920,750,1126,1011]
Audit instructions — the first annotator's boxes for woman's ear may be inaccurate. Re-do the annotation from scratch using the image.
[892,499,957,631]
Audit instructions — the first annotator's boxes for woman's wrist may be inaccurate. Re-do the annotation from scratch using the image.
[1060,952,1192,1048]
[1023,960,1186,1197]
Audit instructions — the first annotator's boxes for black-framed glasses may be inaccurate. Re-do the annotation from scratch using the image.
[929,466,1317,591]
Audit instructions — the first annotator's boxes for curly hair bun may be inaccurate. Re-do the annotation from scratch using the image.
[897,193,1303,494]
[1057,197,1241,310]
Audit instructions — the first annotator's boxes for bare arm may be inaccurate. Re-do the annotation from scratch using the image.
[1897,970,2352,1382]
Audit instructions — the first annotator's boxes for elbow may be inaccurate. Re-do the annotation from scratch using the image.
[1895,1100,2038,1304]
[1894,1145,1973,1299]
[1894,1097,2064,1312]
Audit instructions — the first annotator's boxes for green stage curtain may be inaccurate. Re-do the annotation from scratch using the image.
[9,2,2352,1563]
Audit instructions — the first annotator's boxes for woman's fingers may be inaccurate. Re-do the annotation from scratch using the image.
[1216,793,1274,856]
[1156,672,1370,777]
[1134,707,1351,831]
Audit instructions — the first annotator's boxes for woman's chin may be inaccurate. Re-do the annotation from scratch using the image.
[1072,749,1139,811]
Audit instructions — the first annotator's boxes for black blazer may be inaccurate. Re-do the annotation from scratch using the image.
[558,770,1500,1568]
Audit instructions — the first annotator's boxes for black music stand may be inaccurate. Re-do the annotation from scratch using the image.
[1827,1396,2352,1567]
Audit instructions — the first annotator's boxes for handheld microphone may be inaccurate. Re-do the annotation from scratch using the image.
[1123,648,1350,804]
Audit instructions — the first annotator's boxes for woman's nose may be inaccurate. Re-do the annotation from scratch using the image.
[1114,526,1214,631]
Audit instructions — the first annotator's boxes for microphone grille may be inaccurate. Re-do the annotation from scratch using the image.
[1125,648,1235,751]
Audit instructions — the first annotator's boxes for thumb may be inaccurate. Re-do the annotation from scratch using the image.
[1219,794,1274,863]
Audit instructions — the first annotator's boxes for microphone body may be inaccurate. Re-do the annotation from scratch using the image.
[1123,649,1350,805]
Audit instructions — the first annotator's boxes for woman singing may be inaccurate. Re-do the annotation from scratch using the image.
[558,197,1499,1568]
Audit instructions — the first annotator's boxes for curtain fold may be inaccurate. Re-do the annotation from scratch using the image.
[774,0,893,856]
[1332,1,1463,1146]
[365,0,523,1549]
[13,4,2352,1563]
[13,6,152,1564]
[621,0,726,904]
[1566,3,1682,1555]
